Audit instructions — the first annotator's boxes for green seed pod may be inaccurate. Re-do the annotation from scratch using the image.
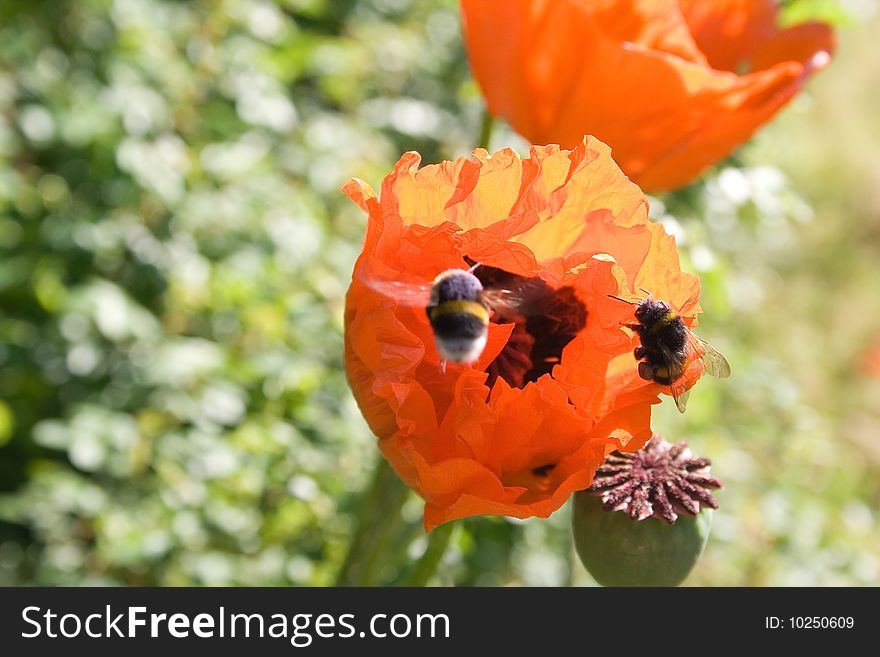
[572,437,722,587]
[572,490,712,587]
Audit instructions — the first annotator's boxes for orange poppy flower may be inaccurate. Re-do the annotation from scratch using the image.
[860,339,880,378]
[460,0,835,191]
[344,137,703,530]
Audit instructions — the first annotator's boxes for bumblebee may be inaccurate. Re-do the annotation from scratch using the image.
[362,264,541,367]
[424,268,492,364]
[612,294,730,413]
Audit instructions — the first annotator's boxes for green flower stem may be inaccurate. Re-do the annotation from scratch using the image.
[478,108,495,151]
[351,477,410,586]
[403,520,457,587]
[335,456,410,586]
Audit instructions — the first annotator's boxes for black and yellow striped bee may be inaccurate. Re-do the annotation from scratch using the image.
[612,293,730,413]
[363,264,542,367]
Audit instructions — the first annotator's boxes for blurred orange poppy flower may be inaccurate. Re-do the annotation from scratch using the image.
[344,137,703,529]
[461,0,835,191]
[859,339,880,378]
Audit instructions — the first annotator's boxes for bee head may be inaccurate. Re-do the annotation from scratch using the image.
[634,298,670,324]
[431,269,484,305]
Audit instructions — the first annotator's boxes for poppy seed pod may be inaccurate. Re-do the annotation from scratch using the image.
[572,437,722,586]
[461,0,835,191]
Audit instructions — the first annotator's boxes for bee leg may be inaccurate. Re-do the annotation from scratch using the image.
[634,345,646,360]
[625,322,642,332]
[637,361,655,381]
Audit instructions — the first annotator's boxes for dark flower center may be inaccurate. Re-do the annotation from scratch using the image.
[471,263,587,389]
[531,463,556,477]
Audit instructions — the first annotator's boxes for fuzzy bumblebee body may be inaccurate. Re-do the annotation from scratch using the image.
[619,296,730,413]
[628,300,689,385]
[363,263,562,369]
[426,269,490,364]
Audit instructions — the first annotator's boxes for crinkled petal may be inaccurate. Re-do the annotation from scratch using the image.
[344,139,704,528]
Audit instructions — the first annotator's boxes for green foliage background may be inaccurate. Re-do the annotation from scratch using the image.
[0,0,877,586]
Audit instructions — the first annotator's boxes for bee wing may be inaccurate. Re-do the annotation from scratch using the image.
[689,332,731,379]
[481,279,556,318]
[361,277,431,307]
[480,288,527,316]
[673,387,691,414]
[665,356,693,413]
[665,331,728,414]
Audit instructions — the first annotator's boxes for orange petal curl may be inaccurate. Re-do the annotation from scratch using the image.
[344,137,704,529]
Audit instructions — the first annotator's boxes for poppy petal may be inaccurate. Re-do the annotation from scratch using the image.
[678,0,777,72]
